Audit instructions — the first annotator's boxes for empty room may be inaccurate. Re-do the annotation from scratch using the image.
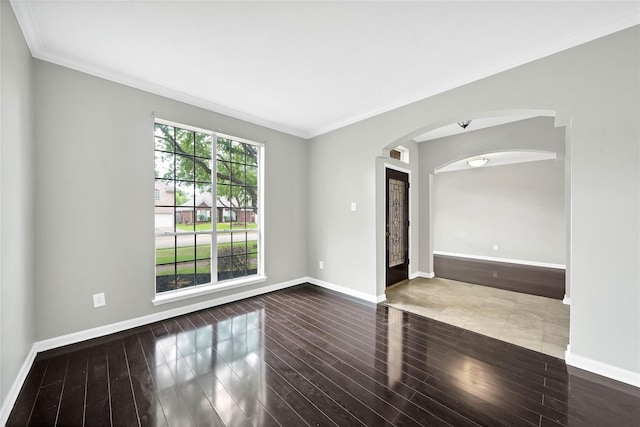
[1,1,639,426]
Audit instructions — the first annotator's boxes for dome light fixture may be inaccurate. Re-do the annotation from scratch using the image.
[467,157,489,168]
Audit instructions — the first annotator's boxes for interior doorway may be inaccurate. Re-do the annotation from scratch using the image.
[386,168,409,287]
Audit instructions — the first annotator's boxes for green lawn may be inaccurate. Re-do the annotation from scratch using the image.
[175,222,258,232]
[156,241,258,265]
[156,244,211,264]
[175,223,213,232]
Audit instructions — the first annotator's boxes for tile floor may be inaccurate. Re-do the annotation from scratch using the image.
[384,277,570,359]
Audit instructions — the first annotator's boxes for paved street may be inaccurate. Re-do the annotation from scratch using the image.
[155,229,258,249]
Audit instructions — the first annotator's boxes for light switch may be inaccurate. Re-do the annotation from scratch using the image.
[351,202,356,211]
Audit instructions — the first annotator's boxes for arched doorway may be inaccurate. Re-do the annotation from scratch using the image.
[377,111,572,357]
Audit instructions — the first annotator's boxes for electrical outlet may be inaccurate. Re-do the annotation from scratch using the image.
[493,245,499,251]
[351,202,357,211]
[93,292,106,308]
[319,261,324,269]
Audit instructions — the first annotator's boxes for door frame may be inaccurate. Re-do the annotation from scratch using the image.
[385,166,411,287]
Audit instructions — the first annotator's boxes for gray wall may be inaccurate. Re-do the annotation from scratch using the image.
[433,159,566,265]
[33,60,308,340]
[309,27,639,377]
[427,117,566,265]
[0,1,37,405]
[0,6,638,399]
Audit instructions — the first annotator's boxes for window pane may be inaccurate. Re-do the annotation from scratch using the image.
[217,138,231,162]
[175,185,196,231]
[247,252,258,274]
[230,186,246,208]
[217,161,231,184]
[231,232,247,255]
[195,158,213,184]
[156,264,176,294]
[175,153,195,181]
[246,165,257,187]
[176,128,194,155]
[155,123,173,139]
[231,255,247,278]
[231,163,246,185]
[156,236,176,266]
[231,141,245,164]
[247,231,258,252]
[176,234,196,259]
[155,152,174,180]
[155,136,171,152]
[245,144,258,166]
[174,260,196,289]
[195,259,211,285]
[196,133,212,159]
[217,256,232,281]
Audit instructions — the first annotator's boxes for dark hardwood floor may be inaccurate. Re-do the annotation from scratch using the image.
[7,284,640,426]
[434,254,566,299]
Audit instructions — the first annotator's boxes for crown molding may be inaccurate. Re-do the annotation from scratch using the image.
[8,1,310,139]
[10,1,640,141]
[307,12,640,139]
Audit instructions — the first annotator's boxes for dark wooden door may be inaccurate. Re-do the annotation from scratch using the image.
[386,168,409,287]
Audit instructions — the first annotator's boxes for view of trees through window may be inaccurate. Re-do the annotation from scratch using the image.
[154,121,260,294]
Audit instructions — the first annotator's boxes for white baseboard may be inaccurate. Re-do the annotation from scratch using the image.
[305,277,379,304]
[0,277,304,424]
[433,251,566,270]
[565,345,640,388]
[563,295,571,305]
[376,294,387,303]
[410,271,435,279]
[34,277,304,353]
[0,344,38,426]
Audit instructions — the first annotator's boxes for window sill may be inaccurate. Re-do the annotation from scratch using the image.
[152,275,267,306]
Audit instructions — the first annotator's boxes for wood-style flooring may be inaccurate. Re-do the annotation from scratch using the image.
[7,284,640,426]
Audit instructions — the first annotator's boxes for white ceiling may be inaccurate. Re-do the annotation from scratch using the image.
[11,1,640,139]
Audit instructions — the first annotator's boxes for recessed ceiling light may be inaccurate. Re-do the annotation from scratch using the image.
[467,158,489,167]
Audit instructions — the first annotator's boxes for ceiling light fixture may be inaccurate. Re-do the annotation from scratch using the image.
[458,120,472,129]
[467,157,489,167]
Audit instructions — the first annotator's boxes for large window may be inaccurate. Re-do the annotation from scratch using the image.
[154,120,262,296]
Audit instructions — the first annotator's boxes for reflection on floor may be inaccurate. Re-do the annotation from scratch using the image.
[9,285,639,426]
[384,277,570,358]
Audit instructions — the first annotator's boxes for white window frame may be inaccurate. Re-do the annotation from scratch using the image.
[152,119,265,305]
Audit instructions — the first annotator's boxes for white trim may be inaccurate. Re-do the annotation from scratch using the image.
[306,277,379,304]
[563,295,571,305]
[155,117,215,136]
[305,13,640,138]
[433,251,566,270]
[376,294,387,303]
[10,2,307,138]
[10,2,640,139]
[410,271,435,279]
[152,275,267,306]
[0,277,302,422]
[152,120,265,302]
[384,162,411,175]
[36,277,303,353]
[565,345,640,388]
[0,344,38,427]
